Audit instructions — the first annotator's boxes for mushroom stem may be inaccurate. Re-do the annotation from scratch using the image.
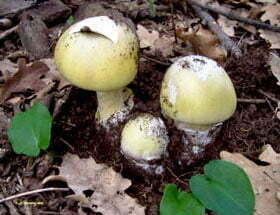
[176,121,222,154]
[96,87,134,126]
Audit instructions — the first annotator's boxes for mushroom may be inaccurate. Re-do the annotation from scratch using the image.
[121,113,169,173]
[54,16,139,127]
[160,55,237,154]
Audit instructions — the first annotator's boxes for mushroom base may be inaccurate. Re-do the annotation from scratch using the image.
[176,122,223,154]
[121,152,165,175]
[96,87,134,128]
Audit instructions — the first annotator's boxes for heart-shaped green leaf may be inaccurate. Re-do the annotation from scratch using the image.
[8,103,52,157]
[190,160,255,215]
[160,184,205,215]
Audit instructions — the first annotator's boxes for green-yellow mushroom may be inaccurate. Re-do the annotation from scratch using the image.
[160,55,237,153]
[54,16,139,127]
[121,114,169,161]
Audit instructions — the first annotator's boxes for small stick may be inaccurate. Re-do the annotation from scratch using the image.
[0,25,19,42]
[166,167,188,185]
[59,138,74,152]
[186,0,280,32]
[142,55,170,66]
[0,187,70,204]
[258,90,280,103]
[237,98,266,104]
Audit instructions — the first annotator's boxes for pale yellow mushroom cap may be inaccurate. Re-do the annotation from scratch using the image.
[54,16,139,91]
[160,55,237,129]
[121,114,169,161]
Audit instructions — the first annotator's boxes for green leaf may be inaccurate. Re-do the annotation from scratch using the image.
[8,103,52,157]
[160,184,205,215]
[190,160,255,215]
[66,16,74,25]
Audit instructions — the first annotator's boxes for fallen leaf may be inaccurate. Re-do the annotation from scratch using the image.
[259,30,280,49]
[217,16,237,37]
[137,24,159,49]
[0,59,50,101]
[154,35,175,57]
[220,146,280,215]
[40,58,70,89]
[176,24,227,65]
[260,3,280,26]
[0,59,18,85]
[137,24,175,57]
[268,52,280,85]
[259,145,280,164]
[58,153,145,215]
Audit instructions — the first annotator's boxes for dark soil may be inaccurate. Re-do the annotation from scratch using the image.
[0,0,279,214]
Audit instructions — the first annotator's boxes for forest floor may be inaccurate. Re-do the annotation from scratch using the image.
[0,0,279,214]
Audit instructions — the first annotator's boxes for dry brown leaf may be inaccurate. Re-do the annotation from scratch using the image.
[153,35,175,57]
[0,59,50,101]
[268,52,280,85]
[259,30,280,49]
[0,58,70,111]
[137,24,159,49]
[0,59,18,84]
[220,146,280,215]
[40,58,70,89]
[176,25,227,65]
[58,153,145,215]
[259,145,280,164]
[261,3,280,26]
[137,24,174,57]
[217,16,237,37]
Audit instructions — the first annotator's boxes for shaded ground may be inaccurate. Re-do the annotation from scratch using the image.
[0,0,279,214]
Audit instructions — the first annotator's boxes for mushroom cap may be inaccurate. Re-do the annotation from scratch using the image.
[54,16,139,91]
[121,114,169,161]
[160,55,237,127]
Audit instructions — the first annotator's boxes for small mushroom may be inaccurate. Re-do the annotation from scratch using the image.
[121,114,169,173]
[160,55,237,154]
[54,16,139,128]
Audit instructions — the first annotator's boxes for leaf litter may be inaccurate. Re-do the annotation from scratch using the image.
[56,153,145,215]
[0,0,280,214]
[176,24,227,65]
[136,24,175,57]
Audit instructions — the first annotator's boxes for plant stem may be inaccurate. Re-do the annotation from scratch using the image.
[96,87,134,127]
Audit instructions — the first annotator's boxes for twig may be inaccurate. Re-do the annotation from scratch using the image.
[0,187,70,204]
[0,25,19,42]
[189,4,242,58]
[142,55,170,66]
[237,98,266,104]
[258,90,280,103]
[186,0,280,32]
[59,138,74,152]
[166,167,188,185]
